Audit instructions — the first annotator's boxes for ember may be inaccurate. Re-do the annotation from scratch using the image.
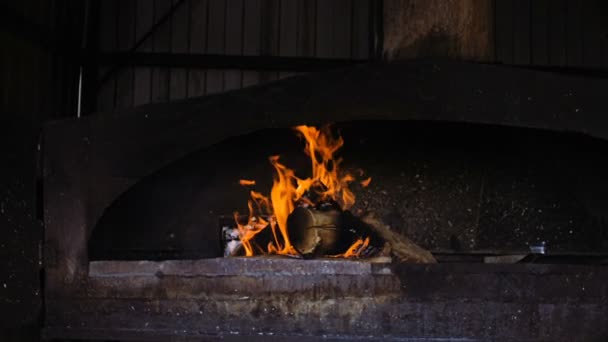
[337,237,371,258]
[232,125,371,258]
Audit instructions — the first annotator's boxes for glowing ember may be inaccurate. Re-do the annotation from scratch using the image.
[239,179,256,186]
[234,125,371,257]
[360,177,372,188]
[337,237,370,258]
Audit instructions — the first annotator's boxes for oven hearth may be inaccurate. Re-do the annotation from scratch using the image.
[48,258,608,341]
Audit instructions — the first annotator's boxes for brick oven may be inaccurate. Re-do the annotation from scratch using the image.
[42,61,608,341]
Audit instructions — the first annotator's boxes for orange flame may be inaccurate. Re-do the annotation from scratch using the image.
[234,125,368,256]
[338,237,370,258]
[233,202,268,256]
[239,179,256,186]
[360,177,372,187]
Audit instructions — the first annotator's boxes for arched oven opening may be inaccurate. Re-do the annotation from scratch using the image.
[88,120,608,263]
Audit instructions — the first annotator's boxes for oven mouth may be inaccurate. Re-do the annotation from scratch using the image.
[87,120,608,267]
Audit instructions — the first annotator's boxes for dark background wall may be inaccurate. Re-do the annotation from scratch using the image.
[493,0,608,67]
[0,1,84,340]
[384,0,608,67]
[1,0,608,340]
[93,0,381,112]
[94,0,608,114]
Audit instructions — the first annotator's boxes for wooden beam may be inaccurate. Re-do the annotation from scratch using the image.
[96,52,367,71]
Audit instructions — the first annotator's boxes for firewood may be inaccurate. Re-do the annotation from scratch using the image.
[360,213,437,263]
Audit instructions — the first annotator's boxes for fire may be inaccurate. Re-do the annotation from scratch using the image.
[338,237,370,258]
[239,179,256,186]
[360,177,372,188]
[234,125,371,257]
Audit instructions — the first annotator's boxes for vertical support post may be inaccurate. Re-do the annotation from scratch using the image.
[82,0,100,115]
[369,0,384,61]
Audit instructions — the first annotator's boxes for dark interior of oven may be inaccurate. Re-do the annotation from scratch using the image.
[88,120,608,261]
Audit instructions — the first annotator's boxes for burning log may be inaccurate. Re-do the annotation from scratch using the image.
[225,208,436,263]
[284,207,436,263]
[360,212,437,263]
[287,207,343,256]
